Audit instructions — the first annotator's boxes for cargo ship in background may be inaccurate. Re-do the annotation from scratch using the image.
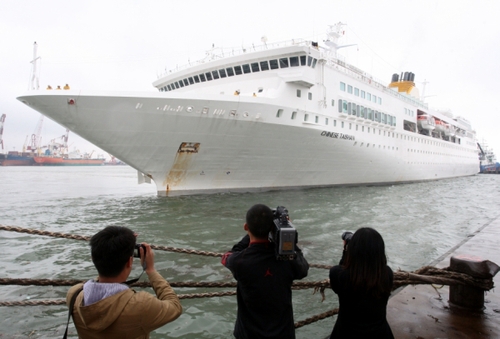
[0,114,105,166]
[17,24,481,195]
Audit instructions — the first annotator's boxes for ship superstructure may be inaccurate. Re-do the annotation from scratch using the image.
[17,24,479,195]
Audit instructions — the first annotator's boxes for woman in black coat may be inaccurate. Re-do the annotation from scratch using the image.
[329,227,394,339]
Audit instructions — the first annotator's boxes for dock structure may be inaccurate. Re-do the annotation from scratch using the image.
[387,216,500,338]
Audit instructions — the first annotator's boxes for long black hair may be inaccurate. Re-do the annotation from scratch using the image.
[343,227,392,297]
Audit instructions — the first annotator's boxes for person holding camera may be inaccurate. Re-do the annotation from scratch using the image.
[329,227,394,338]
[66,226,182,339]
[221,204,309,339]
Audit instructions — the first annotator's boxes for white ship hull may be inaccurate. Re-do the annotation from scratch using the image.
[17,91,478,196]
[18,25,479,196]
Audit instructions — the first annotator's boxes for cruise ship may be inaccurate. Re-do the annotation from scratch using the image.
[17,24,479,196]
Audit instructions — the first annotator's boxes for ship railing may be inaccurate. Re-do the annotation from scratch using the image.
[157,38,310,78]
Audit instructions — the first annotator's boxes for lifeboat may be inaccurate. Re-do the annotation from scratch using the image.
[417,114,436,130]
[435,119,445,132]
[444,123,455,136]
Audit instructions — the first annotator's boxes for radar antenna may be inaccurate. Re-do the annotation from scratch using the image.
[324,22,357,57]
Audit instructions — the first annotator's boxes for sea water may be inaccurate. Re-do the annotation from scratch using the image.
[0,166,499,338]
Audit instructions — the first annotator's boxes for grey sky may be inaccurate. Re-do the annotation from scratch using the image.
[1,0,499,156]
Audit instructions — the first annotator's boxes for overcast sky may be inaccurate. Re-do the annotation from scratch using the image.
[1,0,499,158]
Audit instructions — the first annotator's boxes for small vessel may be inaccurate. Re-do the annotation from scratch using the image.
[478,142,499,174]
[17,24,480,196]
[0,151,35,166]
[32,157,104,166]
[31,136,105,166]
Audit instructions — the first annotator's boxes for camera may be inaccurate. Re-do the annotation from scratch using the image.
[133,243,147,258]
[341,231,353,243]
[269,206,297,260]
[341,231,353,251]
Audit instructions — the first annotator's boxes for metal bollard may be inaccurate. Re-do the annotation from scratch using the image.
[448,255,500,311]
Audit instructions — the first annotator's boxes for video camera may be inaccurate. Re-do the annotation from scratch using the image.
[269,206,298,260]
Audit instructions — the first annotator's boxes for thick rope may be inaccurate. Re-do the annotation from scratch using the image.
[0,225,224,257]
[0,226,354,266]
[0,225,342,265]
[0,290,237,307]
[0,267,492,290]
[0,278,330,289]
[0,296,335,329]
[0,224,496,329]
[295,308,338,329]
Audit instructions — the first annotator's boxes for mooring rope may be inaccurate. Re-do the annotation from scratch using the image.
[0,268,492,290]
[0,225,354,267]
[0,225,345,268]
[0,224,496,329]
[0,290,237,307]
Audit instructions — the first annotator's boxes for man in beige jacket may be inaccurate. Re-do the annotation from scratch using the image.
[66,226,182,339]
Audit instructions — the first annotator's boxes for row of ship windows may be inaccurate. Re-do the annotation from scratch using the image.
[404,108,415,117]
[274,108,469,151]
[408,149,472,157]
[338,99,396,126]
[340,82,382,105]
[158,55,319,92]
[277,109,396,135]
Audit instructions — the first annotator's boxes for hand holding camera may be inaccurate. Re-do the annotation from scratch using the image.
[341,231,353,251]
[134,243,155,273]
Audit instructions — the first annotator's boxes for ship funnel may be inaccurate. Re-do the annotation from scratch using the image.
[391,73,399,83]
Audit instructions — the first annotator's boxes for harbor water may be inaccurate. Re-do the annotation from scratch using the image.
[0,166,499,338]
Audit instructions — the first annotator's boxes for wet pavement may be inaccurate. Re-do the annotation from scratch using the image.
[387,216,500,338]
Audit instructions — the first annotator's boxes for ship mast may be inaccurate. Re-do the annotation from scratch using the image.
[30,42,40,90]
[324,22,357,58]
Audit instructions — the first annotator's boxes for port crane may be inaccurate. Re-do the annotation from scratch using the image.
[0,114,5,151]
[23,115,44,153]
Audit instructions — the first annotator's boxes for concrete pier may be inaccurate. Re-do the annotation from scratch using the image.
[387,216,500,338]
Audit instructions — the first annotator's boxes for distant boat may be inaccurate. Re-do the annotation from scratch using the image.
[104,155,127,166]
[478,142,499,174]
[0,151,35,166]
[32,155,104,166]
[31,148,105,166]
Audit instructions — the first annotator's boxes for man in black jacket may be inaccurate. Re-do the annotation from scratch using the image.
[221,204,309,339]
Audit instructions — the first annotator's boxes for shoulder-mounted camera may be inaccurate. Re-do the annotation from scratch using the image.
[269,206,297,260]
